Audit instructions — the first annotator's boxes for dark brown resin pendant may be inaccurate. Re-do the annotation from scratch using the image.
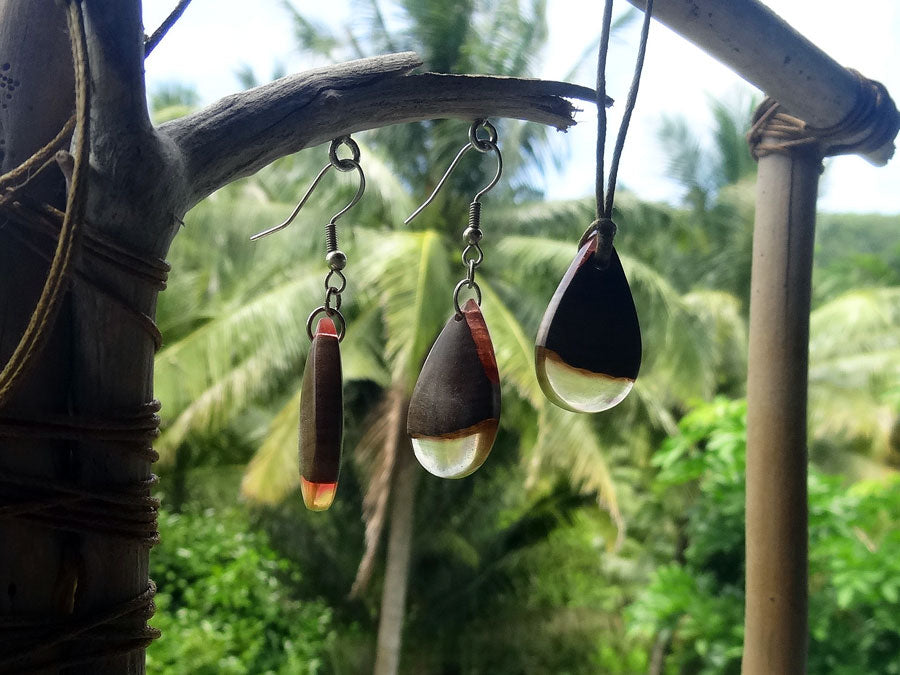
[298,317,343,510]
[407,299,501,478]
[535,232,641,413]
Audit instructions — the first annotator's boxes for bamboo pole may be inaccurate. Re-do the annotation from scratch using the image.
[626,0,897,165]
[743,140,819,673]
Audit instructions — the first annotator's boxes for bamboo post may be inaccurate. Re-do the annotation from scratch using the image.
[743,139,819,673]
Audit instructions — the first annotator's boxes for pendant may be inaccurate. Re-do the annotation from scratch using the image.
[298,316,343,510]
[535,232,641,413]
[407,299,501,478]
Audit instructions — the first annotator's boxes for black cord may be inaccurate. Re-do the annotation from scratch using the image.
[590,0,655,258]
[604,0,655,218]
[144,0,194,58]
[595,0,615,219]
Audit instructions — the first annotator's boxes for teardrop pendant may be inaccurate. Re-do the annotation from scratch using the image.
[407,299,501,478]
[535,232,641,413]
[298,317,343,510]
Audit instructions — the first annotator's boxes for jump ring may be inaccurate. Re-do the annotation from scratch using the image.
[469,119,498,152]
[324,269,347,293]
[329,136,361,171]
[306,305,346,342]
[453,278,482,315]
[325,287,342,312]
[461,243,484,267]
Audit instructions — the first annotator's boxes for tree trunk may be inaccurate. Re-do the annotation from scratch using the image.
[1,1,176,672]
[373,451,420,675]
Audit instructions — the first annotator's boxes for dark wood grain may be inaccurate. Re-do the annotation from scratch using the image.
[299,318,343,485]
[407,300,501,439]
[536,234,641,380]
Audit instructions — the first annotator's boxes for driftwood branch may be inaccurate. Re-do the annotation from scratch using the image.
[82,0,152,142]
[162,52,600,209]
[82,0,188,255]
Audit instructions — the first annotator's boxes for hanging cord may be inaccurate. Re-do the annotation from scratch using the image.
[583,0,655,267]
[0,0,190,204]
[0,0,90,409]
[0,0,193,406]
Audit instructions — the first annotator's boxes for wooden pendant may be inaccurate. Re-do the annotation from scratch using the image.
[298,316,343,510]
[535,232,641,413]
[407,299,501,478]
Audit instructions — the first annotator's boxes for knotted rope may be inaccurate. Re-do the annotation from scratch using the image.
[0,582,160,673]
[748,70,899,162]
[0,0,90,408]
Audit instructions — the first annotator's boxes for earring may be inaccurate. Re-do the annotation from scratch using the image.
[534,219,641,413]
[251,136,365,510]
[404,120,503,479]
[535,0,652,414]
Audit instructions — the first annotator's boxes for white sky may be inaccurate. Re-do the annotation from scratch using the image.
[142,0,900,214]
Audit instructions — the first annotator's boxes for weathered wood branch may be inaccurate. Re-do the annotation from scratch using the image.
[82,0,188,256]
[162,52,599,210]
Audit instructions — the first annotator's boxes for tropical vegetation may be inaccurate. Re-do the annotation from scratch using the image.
[146,1,899,673]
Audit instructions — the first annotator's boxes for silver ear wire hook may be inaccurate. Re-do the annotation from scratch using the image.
[250,136,365,241]
[404,120,502,225]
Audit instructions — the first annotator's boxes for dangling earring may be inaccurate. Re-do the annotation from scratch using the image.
[251,136,365,510]
[404,120,503,479]
[535,0,653,413]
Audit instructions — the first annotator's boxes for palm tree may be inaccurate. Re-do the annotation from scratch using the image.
[656,91,759,306]
[807,287,900,471]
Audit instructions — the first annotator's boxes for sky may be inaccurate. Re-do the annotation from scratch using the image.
[142,0,900,214]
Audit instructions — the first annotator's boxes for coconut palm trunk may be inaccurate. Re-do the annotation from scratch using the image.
[373,449,420,675]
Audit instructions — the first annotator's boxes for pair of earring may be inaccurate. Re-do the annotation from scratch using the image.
[255,123,503,508]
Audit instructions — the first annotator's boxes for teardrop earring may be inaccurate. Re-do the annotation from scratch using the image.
[404,120,503,479]
[251,136,365,510]
[535,0,653,413]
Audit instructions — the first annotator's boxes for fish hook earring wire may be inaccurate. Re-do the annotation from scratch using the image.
[250,136,365,511]
[251,136,366,341]
[405,119,502,315]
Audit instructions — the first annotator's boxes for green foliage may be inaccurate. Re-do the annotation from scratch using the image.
[148,507,336,674]
[808,474,900,674]
[146,4,900,672]
[630,398,900,674]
